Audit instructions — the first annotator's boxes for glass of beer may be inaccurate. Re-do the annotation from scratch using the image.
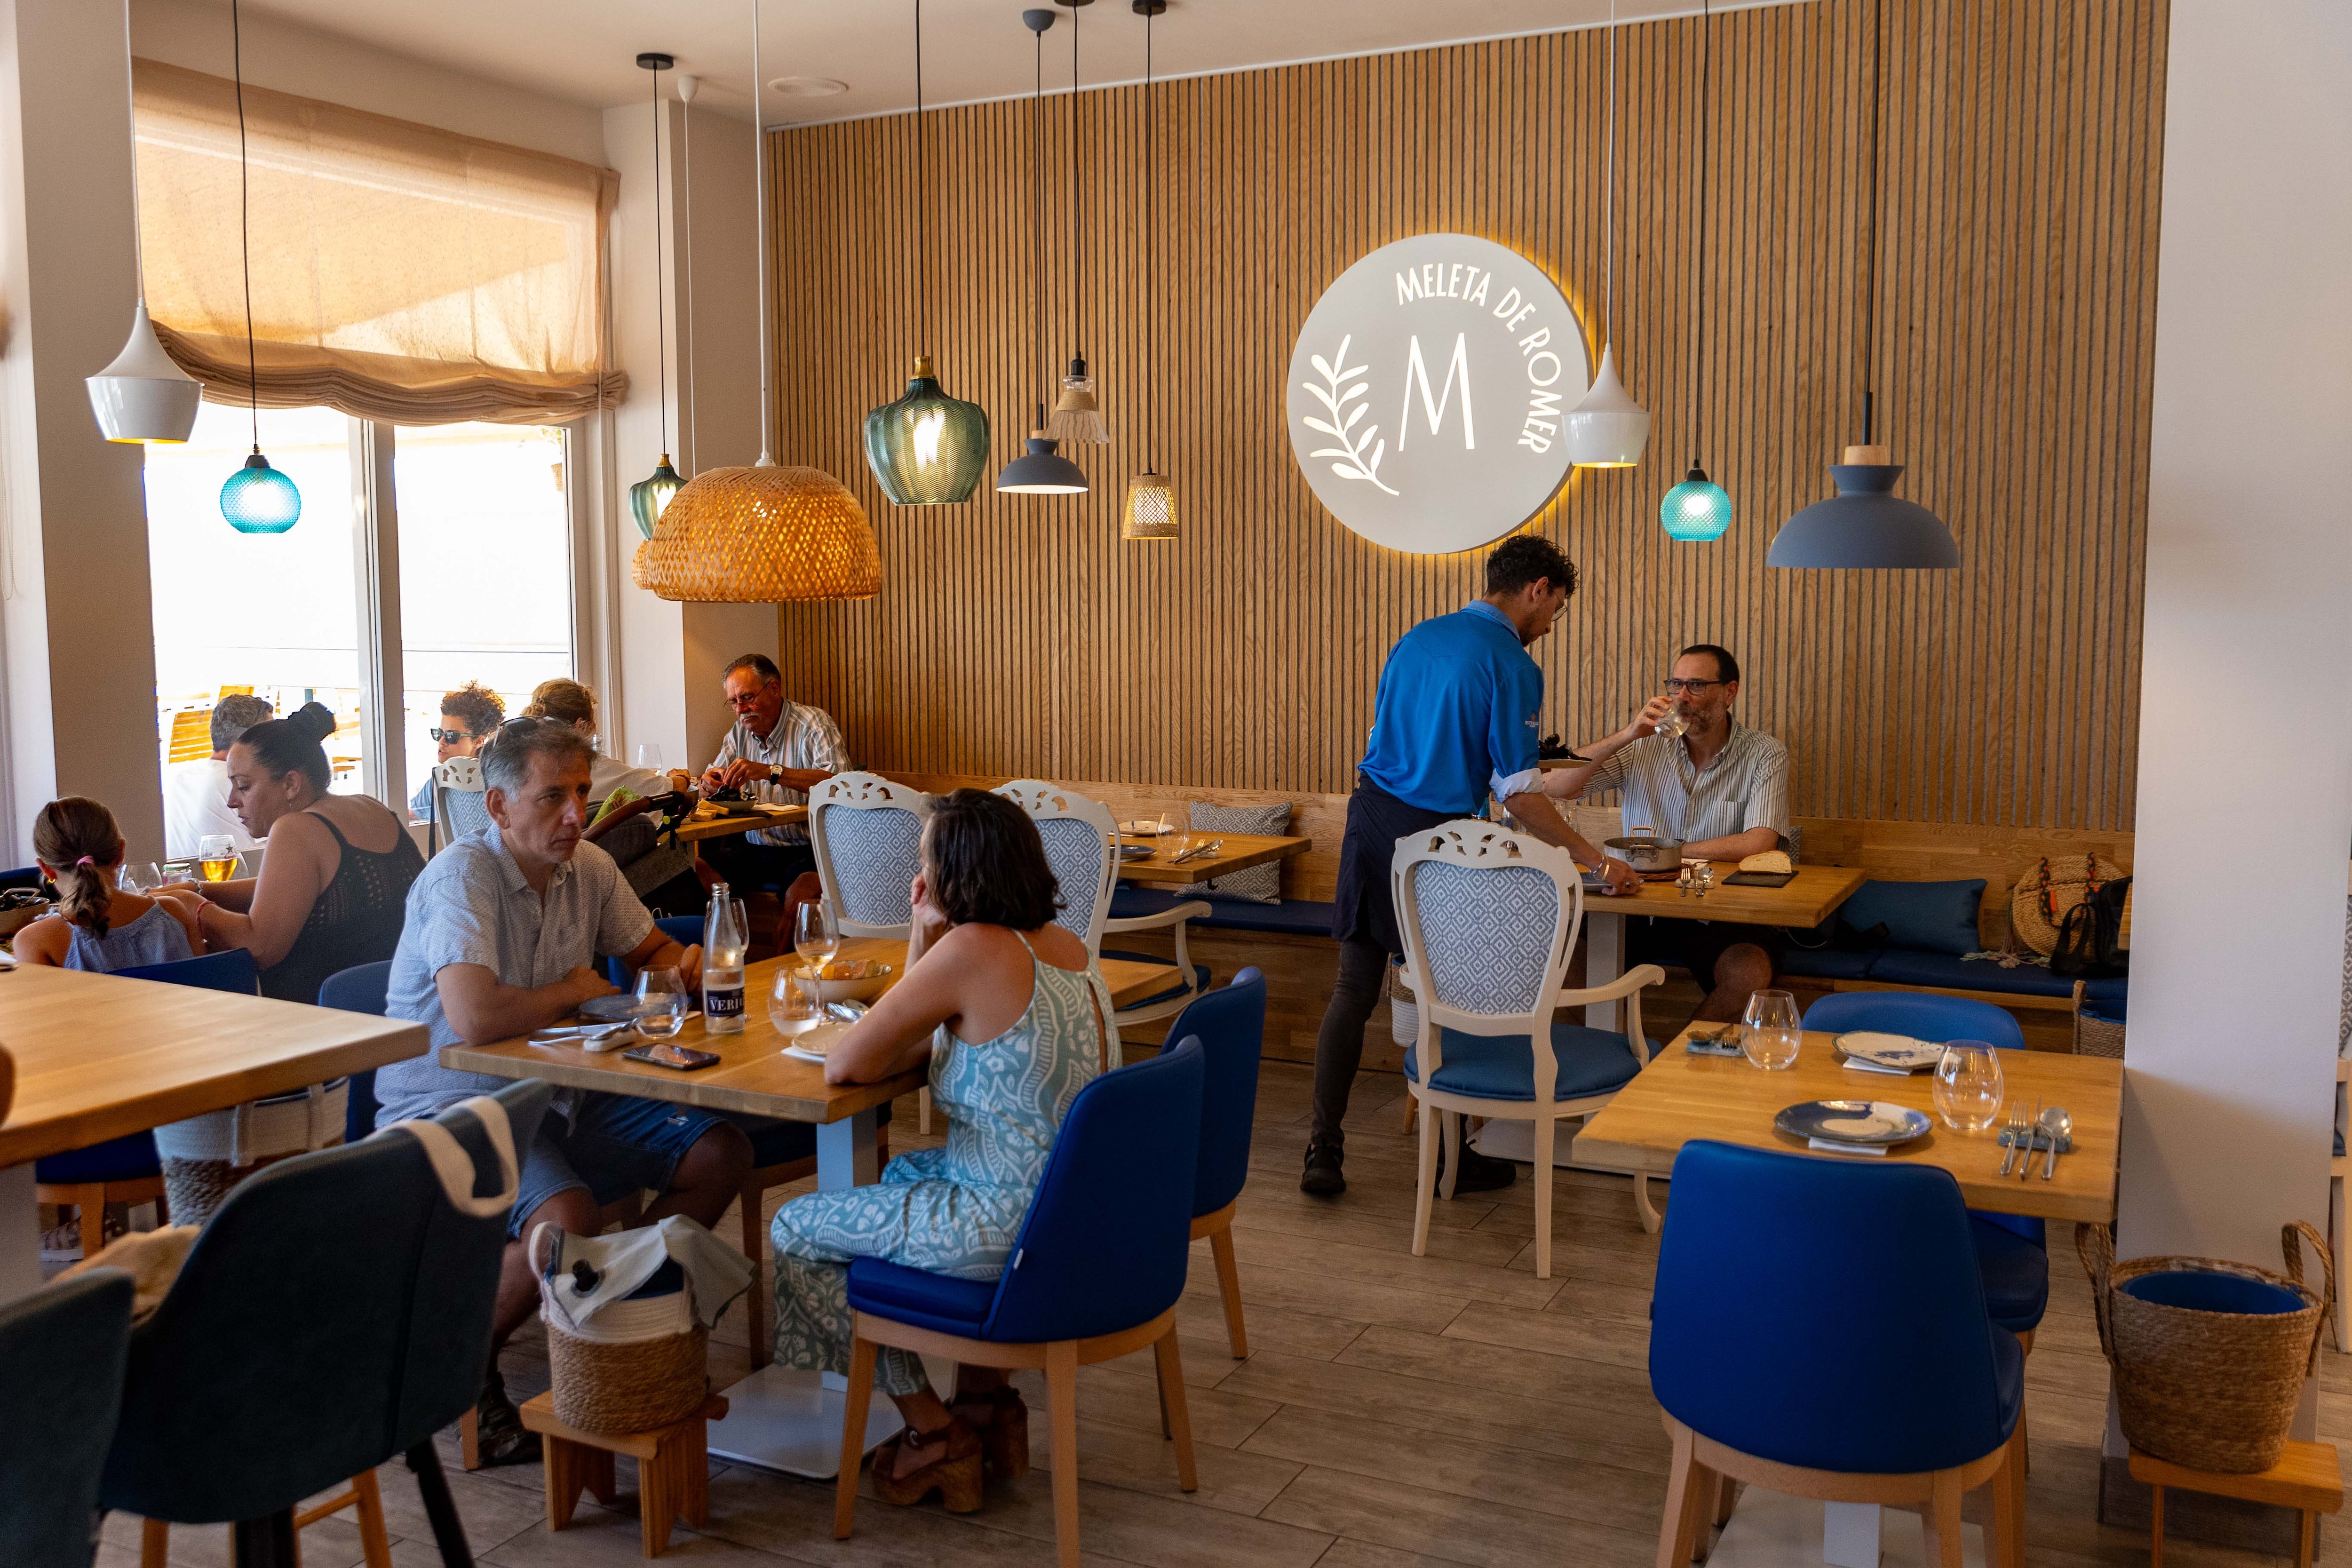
[197,835,238,883]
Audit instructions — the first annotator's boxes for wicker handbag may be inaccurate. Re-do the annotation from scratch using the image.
[2071,981,2126,1059]
[2077,1222,2335,1472]
[2011,855,2129,958]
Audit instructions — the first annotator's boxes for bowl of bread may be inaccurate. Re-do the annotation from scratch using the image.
[784,957,894,1003]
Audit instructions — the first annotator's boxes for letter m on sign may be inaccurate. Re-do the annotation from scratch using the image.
[1399,333,1474,450]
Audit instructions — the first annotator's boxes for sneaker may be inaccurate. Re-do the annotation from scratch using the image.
[1300,1139,1346,1197]
[473,1368,542,1468]
[1438,1139,1518,1195]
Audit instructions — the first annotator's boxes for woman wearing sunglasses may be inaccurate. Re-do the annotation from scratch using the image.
[408,681,506,823]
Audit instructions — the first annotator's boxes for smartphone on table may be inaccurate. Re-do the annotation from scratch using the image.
[622,1042,722,1071]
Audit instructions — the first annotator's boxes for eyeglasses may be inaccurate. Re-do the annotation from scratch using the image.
[1663,678,1724,695]
[429,728,477,743]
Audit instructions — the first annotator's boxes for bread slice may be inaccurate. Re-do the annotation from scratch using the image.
[1738,849,1793,875]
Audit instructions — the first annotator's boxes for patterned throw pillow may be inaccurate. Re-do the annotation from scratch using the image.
[1186,801,1294,904]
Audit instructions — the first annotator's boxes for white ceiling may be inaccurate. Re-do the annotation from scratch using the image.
[238,0,1733,125]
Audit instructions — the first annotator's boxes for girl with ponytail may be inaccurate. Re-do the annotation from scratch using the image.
[15,797,202,970]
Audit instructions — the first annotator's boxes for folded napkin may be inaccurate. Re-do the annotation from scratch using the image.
[1807,1137,1890,1157]
[1841,1059,1911,1076]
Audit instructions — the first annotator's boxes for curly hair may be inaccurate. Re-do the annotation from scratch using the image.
[438,682,506,741]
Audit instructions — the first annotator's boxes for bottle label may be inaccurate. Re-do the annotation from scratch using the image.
[705,979,746,1033]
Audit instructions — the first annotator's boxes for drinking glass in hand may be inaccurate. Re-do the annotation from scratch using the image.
[770,968,819,1037]
[634,968,690,1040]
[1653,701,1690,742]
[1933,1040,2006,1132]
[197,835,238,883]
[1740,988,1803,1070]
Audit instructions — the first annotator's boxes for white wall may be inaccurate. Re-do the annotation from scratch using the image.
[2117,0,2352,1273]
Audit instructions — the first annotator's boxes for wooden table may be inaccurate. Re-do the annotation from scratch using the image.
[673,803,807,845]
[1578,863,1867,1030]
[0,963,427,1301]
[440,935,1180,1479]
[1116,831,1311,887]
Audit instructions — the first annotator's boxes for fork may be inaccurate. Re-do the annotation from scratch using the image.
[1997,1097,2032,1177]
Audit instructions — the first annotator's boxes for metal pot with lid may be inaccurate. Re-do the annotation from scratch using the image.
[1603,826,1685,874]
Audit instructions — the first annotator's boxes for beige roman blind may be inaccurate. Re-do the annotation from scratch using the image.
[132,59,627,424]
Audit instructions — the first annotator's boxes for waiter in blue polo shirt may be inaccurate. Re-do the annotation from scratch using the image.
[1302,535,1635,1198]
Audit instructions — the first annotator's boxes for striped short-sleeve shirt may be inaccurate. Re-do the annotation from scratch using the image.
[1579,722,1792,848]
[709,701,851,846]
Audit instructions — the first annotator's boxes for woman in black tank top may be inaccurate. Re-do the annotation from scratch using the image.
[190,704,425,1003]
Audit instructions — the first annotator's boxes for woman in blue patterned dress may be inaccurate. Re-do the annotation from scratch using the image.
[771,788,1114,1511]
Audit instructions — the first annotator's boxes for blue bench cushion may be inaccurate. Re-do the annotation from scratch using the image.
[1868,949,2127,1003]
[36,1132,161,1186]
[1836,879,1988,956]
[1776,946,1879,982]
[1405,1026,1661,1102]
[744,1118,818,1170]
[848,1257,998,1339]
[1109,886,1337,937]
[1101,950,1210,1011]
[1970,1214,2050,1334]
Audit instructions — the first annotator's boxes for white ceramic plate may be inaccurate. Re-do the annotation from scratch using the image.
[1833,1031,1945,1071]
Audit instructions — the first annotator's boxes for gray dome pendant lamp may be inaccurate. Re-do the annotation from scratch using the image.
[997,8,1089,494]
[1767,0,1959,570]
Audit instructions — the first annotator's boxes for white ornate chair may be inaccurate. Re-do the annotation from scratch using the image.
[809,772,935,937]
[991,780,1212,1049]
[429,756,490,855]
[1391,820,1666,1279]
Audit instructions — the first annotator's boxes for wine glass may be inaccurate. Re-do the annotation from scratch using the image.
[1740,989,1803,1070]
[196,835,238,883]
[117,861,164,893]
[769,967,819,1037]
[1933,1040,2007,1132]
[635,742,664,772]
[634,967,689,1039]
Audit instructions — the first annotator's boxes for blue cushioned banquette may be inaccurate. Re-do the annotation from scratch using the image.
[1109,885,1335,937]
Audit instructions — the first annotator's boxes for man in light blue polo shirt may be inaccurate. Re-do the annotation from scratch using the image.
[1303,535,1633,1198]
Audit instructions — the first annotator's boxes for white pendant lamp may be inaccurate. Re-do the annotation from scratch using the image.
[1565,0,1648,470]
[87,0,200,445]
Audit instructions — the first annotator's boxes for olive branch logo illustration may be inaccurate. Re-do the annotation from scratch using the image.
[1300,335,1399,496]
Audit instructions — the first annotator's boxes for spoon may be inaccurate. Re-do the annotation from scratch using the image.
[2039,1106,2072,1180]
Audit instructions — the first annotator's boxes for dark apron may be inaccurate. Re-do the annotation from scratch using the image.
[1329,775,1458,956]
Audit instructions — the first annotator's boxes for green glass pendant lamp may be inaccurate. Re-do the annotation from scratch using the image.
[997,8,1089,495]
[1563,0,1648,471]
[1659,0,1727,541]
[1767,0,1959,570]
[864,0,990,505]
[629,52,683,540]
[217,0,298,533]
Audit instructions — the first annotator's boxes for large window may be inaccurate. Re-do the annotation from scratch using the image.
[144,406,576,811]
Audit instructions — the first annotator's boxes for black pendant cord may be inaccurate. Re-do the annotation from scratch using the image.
[1035,24,1047,429]
[1144,5,1155,471]
[1070,4,1082,366]
[1604,0,1616,347]
[915,0,929,361]
[1861,0,1885,448]
[1692,0,1709,472]
[232,0,257,453]
[649,62,667,454]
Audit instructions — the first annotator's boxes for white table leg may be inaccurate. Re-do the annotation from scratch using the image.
[1584,909,1625,1031]
[1823,1503,1883,1568]
[1702,1490,1980,1568]
[0,1162,40,1305]
[710,1105,903,1478]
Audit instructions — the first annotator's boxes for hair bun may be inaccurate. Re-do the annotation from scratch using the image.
[288,702,338,744]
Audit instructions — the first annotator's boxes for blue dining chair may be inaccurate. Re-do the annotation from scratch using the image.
[35,949,265,1259]
[319,960,395,1145]
[103,1080,553,1568]
[1651,1140,2026,1568]
[1164,968,1267,1359]
[834,1039,1205,1568]
[0,1267,135,1568]
[1801,991,2049,1348]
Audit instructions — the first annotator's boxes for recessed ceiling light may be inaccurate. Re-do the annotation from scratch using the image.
[769,76,849,97]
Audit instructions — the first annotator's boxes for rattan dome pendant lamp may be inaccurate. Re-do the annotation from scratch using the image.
[633,0,880,602]
[862,0,990,505]
[1766,0,1959,570]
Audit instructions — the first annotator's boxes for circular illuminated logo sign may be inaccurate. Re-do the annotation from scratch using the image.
[1287,233,1588,555]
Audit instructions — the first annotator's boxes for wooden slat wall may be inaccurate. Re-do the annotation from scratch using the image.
[767,0,2164,831]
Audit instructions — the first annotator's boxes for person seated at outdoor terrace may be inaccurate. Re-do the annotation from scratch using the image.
[408,680,504,822]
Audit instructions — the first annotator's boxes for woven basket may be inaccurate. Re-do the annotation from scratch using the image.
[2011,855,2128,957]
[1389,961,1418,1048]
[2077,1222,2334,1472]
[547,1313,707,1434]
[2072,981,2126,1059]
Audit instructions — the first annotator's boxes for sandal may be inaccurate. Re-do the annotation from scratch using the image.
[870,1418,983,1512]
[950,1385,1030,1481]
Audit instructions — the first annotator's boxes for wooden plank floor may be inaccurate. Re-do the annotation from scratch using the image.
[103,1060,2352,1568]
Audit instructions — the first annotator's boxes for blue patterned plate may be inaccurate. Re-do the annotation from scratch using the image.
[1773,1099,1932,1147]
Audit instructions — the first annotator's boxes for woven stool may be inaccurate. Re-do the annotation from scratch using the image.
[521,1389,728,1558]
[2131,1441,2344,1568]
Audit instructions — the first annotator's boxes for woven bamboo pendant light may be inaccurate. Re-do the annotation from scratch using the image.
[1119,0,1176,538]
[634,0,880,601]
[1044,0,1108,446]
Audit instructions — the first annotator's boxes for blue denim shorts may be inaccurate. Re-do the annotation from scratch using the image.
[510,1091,726,1238]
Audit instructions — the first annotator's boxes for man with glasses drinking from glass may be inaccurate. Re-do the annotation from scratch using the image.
[1542,643,1791,1024]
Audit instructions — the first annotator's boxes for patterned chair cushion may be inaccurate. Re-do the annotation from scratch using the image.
[441,785,493,841]
[1037,817,1107,940]
[1185,800,1293,904]
[1404,1026,1661,1101]
[821,805,924,928]
[1409,860,1560,1016]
